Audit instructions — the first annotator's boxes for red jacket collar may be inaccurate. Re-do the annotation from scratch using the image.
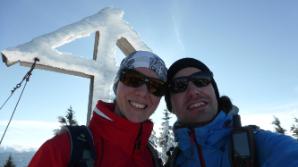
[89,100,154,154]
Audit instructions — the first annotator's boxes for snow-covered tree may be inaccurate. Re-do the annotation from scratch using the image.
[54,106,78,135]
[158,109,176,164]
[272,116,286,134]
[272,116,298,140]
[290,117,298,140]
[3,155,16,167]
[149,128,158,148]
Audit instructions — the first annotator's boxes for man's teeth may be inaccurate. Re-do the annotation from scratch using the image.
[189,102,206,109]
[130,101,146,109]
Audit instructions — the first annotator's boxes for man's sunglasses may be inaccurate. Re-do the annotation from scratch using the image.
[119,69,166,97]
[169,71,213,93]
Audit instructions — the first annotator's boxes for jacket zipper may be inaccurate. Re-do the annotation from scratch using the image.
[190,128,206,167]
[197,144,206,167]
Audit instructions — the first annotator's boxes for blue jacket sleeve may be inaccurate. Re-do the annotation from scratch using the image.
[255,129,298,167]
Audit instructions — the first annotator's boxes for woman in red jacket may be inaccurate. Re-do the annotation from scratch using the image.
[29,51,167,167]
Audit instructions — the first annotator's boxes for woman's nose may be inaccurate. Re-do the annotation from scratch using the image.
[134,84,148,96]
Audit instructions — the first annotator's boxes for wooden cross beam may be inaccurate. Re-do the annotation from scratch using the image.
[1,7,151,124]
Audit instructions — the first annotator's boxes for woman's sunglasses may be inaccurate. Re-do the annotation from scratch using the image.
[119,69,166,97]
[169,71,213,94]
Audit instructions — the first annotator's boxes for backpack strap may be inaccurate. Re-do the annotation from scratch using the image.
[66,125,96,167]
[231,124,259,167]
[147,143,163,167]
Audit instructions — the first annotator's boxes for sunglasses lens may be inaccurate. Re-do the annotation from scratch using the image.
[120,70,144,87]
[148,79,166,96]
[170,77,188,93]
[170,72,212,93]
[192,72,212,87]
[192,78,211,87]
[120,69,165,97]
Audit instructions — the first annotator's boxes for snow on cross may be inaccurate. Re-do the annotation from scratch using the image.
[1,7,151,124]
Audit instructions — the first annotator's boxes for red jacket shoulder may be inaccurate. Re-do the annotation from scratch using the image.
[28,132,70,167]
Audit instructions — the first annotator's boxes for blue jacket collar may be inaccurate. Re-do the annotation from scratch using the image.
[174,110,236,152]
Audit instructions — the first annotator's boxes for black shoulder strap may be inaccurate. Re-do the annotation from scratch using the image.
[231,124,258,167]
[244,125,260,131]
[66,125,96,167]
[147,143,163,167]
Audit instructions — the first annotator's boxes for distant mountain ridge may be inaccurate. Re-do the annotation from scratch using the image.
[0,146,35,167]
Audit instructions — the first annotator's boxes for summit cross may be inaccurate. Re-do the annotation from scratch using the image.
[1,8,151,124]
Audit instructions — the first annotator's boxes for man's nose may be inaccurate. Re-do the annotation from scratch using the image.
[186,81,202,97]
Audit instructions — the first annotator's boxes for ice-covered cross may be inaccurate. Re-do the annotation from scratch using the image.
[1,7,151,124]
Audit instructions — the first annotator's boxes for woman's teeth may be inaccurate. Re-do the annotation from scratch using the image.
[130,101,146,109]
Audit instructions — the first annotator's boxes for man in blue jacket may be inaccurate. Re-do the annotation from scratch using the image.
[165,57,298,167]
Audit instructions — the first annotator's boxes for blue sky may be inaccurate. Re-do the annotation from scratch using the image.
[1,0,298,149]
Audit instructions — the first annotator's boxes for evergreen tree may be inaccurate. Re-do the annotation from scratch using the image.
[149,129,158,148]
[54,106,78,134]
[3,155,16,167]
[290,117,298,140]
[272,116,286,134]
[158,109,176,164]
